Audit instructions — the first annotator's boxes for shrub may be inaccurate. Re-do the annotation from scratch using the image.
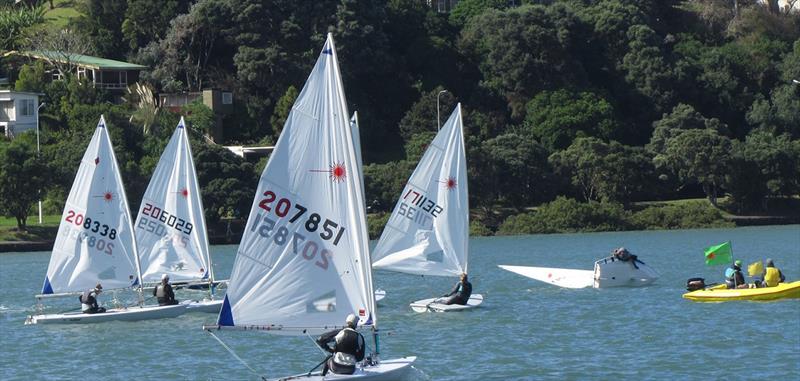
[469,220,493,236]
[367,213,390,240]
[631,201,734,230]
[497,197,631,235]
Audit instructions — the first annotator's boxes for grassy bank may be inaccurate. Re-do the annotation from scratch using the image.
[0,215,59,242]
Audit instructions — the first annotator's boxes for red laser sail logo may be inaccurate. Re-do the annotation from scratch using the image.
[310,162,347,183]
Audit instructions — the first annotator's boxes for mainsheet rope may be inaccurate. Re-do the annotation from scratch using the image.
[206,329,266,380]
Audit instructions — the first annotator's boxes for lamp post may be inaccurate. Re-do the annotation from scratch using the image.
[36,102,45,224]
[437,89,448,131]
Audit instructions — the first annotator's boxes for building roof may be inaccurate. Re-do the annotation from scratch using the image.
[15,51,148,70]
[0,90,43,99]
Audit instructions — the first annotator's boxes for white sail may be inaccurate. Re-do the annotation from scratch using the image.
[217,33,375,334]
[135,117,211,283]
[372,104,469,277]
[42,116,140,294]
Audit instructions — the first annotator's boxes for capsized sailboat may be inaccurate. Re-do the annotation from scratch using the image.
[134,117,221,313]
[372,104,483,312]
[26,116,187,324]
[203,33,414,380]
[499,252,659,289]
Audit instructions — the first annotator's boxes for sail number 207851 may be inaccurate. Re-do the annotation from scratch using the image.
[257,190,345,246]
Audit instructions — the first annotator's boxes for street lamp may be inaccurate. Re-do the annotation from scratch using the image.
[793,79,800,85]
[36,102,45,224]
[437,89,448,131]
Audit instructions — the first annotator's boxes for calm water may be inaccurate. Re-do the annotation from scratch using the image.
[1,225,799,380]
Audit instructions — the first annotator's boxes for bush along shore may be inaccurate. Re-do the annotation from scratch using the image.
[3,197,798,252]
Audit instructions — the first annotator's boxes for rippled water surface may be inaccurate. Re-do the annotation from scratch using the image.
[2,225,799,380]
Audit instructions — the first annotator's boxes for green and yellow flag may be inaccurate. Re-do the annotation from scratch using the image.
[704,242,732,266]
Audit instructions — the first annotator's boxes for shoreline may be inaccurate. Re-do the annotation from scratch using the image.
[3,217,797,253]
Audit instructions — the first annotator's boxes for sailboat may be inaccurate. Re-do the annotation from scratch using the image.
[203,34,415,379]
[26,116,188,324]
[134,117,221,313]
[371,104,483,313]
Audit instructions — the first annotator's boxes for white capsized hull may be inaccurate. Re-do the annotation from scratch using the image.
[499,257,659,289]
[185,298,223,313]
[498,265,594,288]
[593,256,659,287]
[409,294,483,313]
[275,357,416,381]
[25,303,188,325]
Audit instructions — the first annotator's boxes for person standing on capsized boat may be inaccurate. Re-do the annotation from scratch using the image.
[761,259,786,287]
[153,274,178,305]
[320,314,365,376]
[439,273,472,305]
[725,260,746,289]
[80,284,106,314]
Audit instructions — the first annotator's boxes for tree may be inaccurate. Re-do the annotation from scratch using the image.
[449,0,508,28]
[0,134,48,230]
[122,0,191,51]
[727,130,800,210]
[550,137,653,204]
[523,89,617,151]
[0,3,45,51]
[619,25,676,115]
[398,87,456,141]
[475,133,553,209]
[73,0,128,59]
[14,61,48,92]
[653,128,732,205]
[26,29,92,79]
[193,144,255,223]
[459,4,586,119]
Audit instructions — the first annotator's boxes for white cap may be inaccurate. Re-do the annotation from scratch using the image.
[161,273,169,281]
[345,313,357,326]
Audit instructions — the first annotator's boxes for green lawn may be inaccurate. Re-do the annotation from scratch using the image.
[42,0,81,30]
[0,215,60,242]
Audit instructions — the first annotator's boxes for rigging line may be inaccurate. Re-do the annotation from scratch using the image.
[306,330,329,356]
[206,329,265,379]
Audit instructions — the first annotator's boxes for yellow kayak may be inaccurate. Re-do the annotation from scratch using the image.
[683,280,800,302]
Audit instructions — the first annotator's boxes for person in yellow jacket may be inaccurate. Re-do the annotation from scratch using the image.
[761,258,786,287]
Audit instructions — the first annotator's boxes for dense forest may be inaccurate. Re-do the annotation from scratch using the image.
[1,0,799,237]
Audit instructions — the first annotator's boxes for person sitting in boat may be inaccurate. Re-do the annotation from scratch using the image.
[725,260,746,289]
[612,247,639,269]
[153,273,178,305]
[761,259,786,288]
[79,284,106,314]
[320,313,366,376]
[440,273,472,305]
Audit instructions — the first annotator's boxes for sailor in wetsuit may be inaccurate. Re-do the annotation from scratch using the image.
[153,273,178,305]
[320,313,366,376]
[80,284,106,314]
[440,273,472,305]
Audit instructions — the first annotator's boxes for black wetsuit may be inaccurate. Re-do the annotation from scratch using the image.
[153,282,177,305]
[443,280,472,305]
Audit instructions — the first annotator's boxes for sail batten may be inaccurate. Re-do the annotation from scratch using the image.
[219,33,375,334]
[372,104,469,277]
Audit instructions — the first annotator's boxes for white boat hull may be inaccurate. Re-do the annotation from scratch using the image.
[409,294,483,313]
[499,257,659,289]
[185,298,223,313]
[275,357,416,381]
[374,289,386,303]
[25,303,188,325]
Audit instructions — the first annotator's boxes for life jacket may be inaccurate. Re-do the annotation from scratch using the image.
[80,290,97,312]
[333,328,365,366]
[155,284,166,298]
[764,267,781,287]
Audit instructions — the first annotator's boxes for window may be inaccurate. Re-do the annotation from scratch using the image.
[19,99,35,116]
[222,92,233,105]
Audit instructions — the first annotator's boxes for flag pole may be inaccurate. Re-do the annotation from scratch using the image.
[729,241,738,288]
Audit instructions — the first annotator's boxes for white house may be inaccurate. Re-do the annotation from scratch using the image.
[0,90,42,138]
